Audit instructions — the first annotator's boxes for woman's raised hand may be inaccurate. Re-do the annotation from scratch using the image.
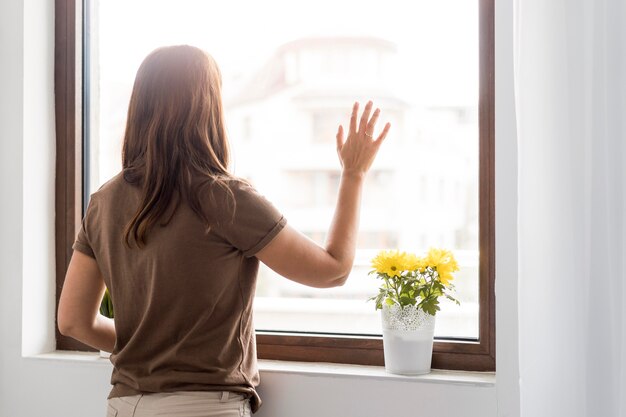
[257,100,391,288]
[336,101,391,176]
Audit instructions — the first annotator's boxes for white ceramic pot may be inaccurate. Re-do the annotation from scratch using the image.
[381,303,436,375]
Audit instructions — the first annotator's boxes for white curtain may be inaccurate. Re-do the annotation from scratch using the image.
[515,0,626,416]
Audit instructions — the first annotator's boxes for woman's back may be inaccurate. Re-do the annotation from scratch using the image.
[76,172,286,411]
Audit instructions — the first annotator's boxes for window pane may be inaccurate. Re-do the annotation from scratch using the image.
[88,0,479,339]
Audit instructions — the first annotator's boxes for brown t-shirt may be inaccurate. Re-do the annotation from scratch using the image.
[72,172,287,413]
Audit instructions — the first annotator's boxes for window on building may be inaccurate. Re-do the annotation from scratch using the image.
[55,0,494,370]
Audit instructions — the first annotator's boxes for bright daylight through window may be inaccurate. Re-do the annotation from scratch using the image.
[86,0,479,339]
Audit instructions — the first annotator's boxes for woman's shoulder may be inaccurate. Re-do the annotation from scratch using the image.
[89,171,135,202]
[196,174,254,200]
[196,174,277,219]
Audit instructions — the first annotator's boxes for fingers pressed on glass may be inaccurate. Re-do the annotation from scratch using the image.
[375,122,392,144]
[366,108,381,136]
[336,125,344,150]
[359,101,373,133]
[349,102,359,134]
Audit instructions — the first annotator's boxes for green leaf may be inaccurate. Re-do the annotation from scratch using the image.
[99,289,114,318]
[419,297,440,316]
[444,294,460,305]
[399,294,413,308]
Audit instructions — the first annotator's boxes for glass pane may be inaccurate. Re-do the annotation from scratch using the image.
[88,0,479,339]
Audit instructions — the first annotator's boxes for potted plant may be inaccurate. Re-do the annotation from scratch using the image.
[369,248,460,375]
[99,289,114,358]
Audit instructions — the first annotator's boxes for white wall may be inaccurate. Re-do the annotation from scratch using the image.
[0,2,26,414]
[0,0,27,414]
[0,0,518,416]
[494,0,521,415]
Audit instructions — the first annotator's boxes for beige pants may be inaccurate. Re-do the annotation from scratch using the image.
[106,391,251,417]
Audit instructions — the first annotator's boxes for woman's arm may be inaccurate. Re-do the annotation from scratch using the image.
[57,250,116,352]
[256,101,390,288]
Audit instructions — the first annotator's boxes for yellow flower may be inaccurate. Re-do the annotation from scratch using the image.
[371,250,410,277]
[404,253,426,272]
[423,248,459,285]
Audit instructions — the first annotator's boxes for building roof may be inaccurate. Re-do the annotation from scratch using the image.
[228,36,399,107]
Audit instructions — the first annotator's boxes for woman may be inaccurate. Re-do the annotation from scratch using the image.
[58,45,390,417]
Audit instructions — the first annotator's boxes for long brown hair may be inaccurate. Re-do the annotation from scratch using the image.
[122,45,232,247]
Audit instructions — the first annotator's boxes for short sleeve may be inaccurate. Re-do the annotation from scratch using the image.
[72,196,97,259]
[213,180,287,258]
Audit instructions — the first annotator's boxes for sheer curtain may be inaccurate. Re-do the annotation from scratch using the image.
[515,0,626,416]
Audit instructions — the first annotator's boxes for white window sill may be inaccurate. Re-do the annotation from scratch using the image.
[25,351,495,387]
[258,360,494,387]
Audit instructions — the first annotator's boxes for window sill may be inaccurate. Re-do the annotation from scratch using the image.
[26,351,495,387]
[258,359,494,386]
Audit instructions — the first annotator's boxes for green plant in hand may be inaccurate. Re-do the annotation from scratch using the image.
[100,289,114,319]
[368,248,460,316]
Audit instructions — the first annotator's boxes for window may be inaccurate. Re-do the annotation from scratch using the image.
[55,0,494,370]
